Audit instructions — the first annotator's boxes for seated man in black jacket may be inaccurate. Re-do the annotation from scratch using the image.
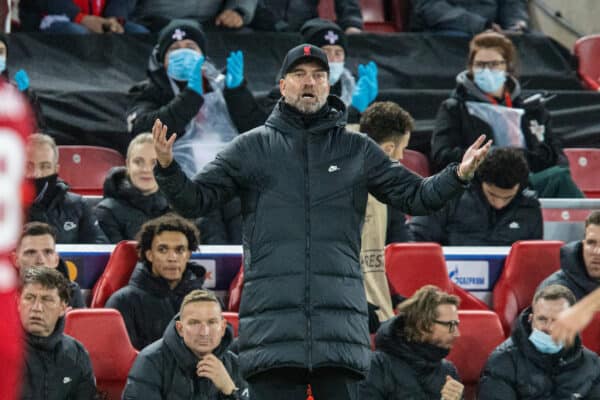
[537,210,600,300]
[13,222,85,308]
[360,285,464,399]
[18,267,96,399]
[479,284,600,399]
[123,289,249,399]
[25,133,108,244]
[106,214,206,350]
[410,147,542,245]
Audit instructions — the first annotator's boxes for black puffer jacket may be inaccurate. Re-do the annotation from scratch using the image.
[123,316,248,400]
[27,179,108,244]
[537,241,599,300]
[20,318,96,400]
[360,315,460,399]
[478,307,600,399]
[431,71,565,173]
[155,96,467,378]
[95,167,171,242]
[56,258,85,308]
[105,261,206,350]
[409,178,542,245]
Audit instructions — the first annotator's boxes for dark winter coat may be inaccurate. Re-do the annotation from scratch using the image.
[27,179,108,244]
[431,71,566,173]
[409,178,542,245]
[359,315,460,399]
[410,0,529,34]
[95,166,171,242]
[122,316,248,400]
[20,318,96,400]
[57,258,85,308]
[537,241,599,300]
[105,261,206,350]
[154,96,467,378]
[478,307,600,399]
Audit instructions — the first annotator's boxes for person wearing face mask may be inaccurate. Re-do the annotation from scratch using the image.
[25,133,108,244]
[127,19,255,178]
[478,284,600,399]
[96,133,198,243]
[431,31,584,198]
[0,35,46,131]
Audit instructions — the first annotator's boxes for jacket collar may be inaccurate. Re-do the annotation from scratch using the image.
[103,166,169,214]
[129,261,206,297]
[560,241,600,294]
[26,316,65,352]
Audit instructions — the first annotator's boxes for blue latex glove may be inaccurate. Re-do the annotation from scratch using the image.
[15,69,30,92]
[351,76,371,113]
[187,55,205,96]
[226,50,244,89]
[364,61,378,103]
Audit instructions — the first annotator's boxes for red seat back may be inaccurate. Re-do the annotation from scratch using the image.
[58,145,125,196]
[492,240,563,336]
[402,149,431,177]
[64,309,138,400]
[574,34,600,90]
[581,314,600,355]
[91,241,138,308]
[227,266,244,312]
[564,148,600,198]
[223,311,239,337]
[447,310,505,400]
[385,243,488,310]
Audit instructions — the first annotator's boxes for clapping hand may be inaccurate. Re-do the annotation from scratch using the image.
[226,50,244,89]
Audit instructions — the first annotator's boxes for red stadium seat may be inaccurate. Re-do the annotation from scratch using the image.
[58,145,125,196]
[228,266,244,312]
[581,314,600,355]
[447,310,505,400]
[385,243,489,310]
[64,309,138,400]
[574,34,600,91]
[401,149,431,177]
[90,240,138,308]
[223,311,240,337]
[564,148,600,198]
[492,240,563,336]
[318,0,399,32]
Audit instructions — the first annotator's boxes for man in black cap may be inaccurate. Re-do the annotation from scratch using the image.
[151,43,491,399]
[127,18,258,178]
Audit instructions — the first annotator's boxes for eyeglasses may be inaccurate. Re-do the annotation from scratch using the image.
[433,319,460,333]
[473,60,507,70]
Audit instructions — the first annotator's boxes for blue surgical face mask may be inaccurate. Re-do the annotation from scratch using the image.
[473,68,506,94]
[529,328,563,354]
[329,62,344,85]
[0,56,6,73]
[167,48,202,82]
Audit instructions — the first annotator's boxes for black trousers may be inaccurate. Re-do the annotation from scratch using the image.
[248,367,361,400]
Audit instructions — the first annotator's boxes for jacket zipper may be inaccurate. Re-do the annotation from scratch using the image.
[303,131,313,371]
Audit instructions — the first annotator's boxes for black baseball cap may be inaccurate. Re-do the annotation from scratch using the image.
[279,44,330,79]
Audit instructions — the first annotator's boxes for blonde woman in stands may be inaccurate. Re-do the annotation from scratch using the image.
[95,133,172,243]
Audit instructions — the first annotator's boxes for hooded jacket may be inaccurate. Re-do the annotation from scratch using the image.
[95,166,171,242]
[154,95,467,378]
[359,315,460,399]
[122,316,248,400]
[537,241,600,300]
[20,317,96,400]
[27,178,108,244]
[478,307,600,399]
[409,177,542,245]
[431,71,565,173]
[105,261,206,350]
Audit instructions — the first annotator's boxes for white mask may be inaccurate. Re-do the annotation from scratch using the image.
[329,62,344,85]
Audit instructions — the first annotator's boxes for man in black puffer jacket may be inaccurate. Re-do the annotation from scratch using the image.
[25,133,108,244]
[19,267,96,400]
[537,211,600,300]
[479,285,600,399]
[410,148,542,246]
[106,214,205,350]
[360,285,464,400]
[123,290,248,399]
[153,44,490,399]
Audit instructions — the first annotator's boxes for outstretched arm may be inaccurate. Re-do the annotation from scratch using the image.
[552,287,600,347]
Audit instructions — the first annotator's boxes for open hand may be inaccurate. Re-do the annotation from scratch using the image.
[458,135,492,180]
[152,119,176,167]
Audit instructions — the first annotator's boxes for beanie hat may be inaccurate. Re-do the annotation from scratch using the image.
[157,19,206,62]
[300,18,347,55]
